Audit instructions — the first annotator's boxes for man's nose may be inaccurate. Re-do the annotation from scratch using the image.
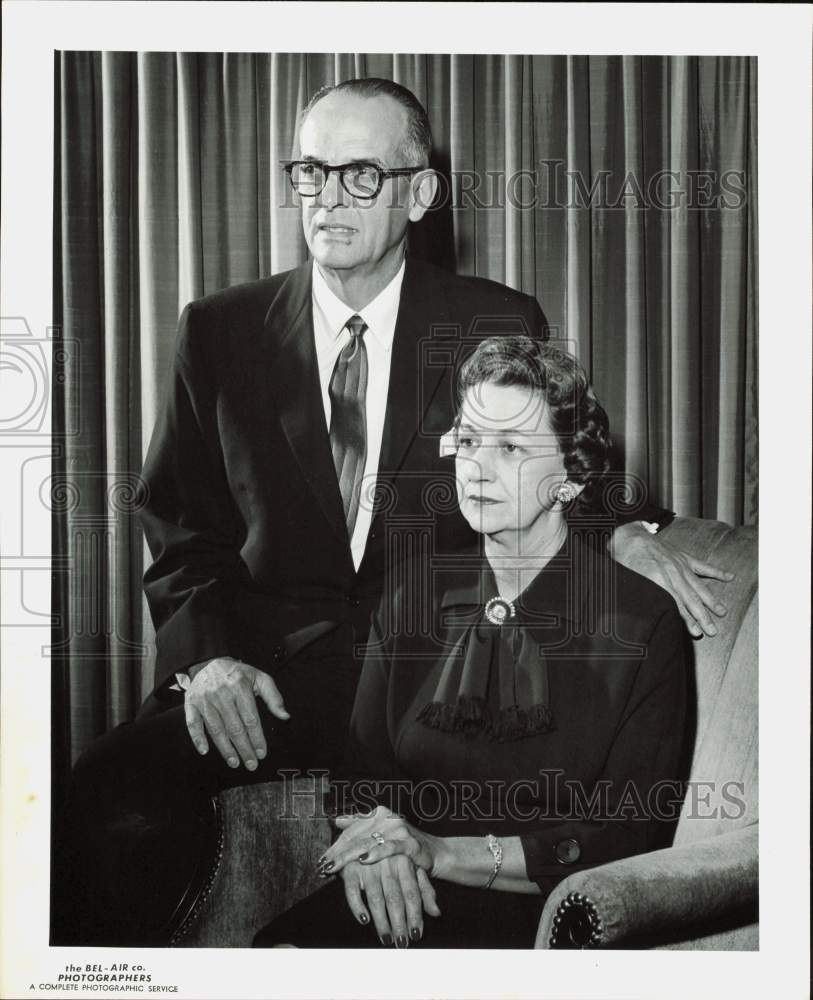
[318,168,346,210]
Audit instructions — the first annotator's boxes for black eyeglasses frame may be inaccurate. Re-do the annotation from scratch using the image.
[280,159,425,200]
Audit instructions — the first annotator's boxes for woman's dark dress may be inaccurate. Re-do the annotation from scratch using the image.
[255,532,689,948]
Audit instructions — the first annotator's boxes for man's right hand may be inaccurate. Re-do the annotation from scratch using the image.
[184,657,291,770]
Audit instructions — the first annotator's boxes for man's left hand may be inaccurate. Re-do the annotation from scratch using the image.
[609,522,735,639]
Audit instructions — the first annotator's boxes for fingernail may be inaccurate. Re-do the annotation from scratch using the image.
[246,760,257,771]
[256,748,266,759]
[358,912,369,925]
[320,861,334,873]
[409,927,421,941]
[316,854,327,866]
[715,604,727,616]
[380,933,392,947]
[358,852,369,862]
[396,934,408,949]
[196,744,208,755]
[706,624,718,636]
[227,757,239,768]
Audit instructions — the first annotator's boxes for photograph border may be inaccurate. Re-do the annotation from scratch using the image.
[2,3,810,998]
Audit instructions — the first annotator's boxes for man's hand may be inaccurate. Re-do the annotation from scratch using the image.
[609,523,735,639]
[184,656,290,769]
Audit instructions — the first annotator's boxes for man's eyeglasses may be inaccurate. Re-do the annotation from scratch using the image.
[281,160,424,200]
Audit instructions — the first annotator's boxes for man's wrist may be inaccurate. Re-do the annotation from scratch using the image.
[624,519,663,535]
[186,658,214,682]
[609,518,666,549]
[173,658,216,691]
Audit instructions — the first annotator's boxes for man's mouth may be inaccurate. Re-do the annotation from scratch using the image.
[317,224,357,234]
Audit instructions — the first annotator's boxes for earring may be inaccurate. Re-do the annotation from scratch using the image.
[555,482,577,505]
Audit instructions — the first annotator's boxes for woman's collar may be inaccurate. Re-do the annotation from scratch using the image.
[440,530,592,629]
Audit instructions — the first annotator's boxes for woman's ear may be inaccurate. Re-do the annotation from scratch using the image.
[555,480,585,504]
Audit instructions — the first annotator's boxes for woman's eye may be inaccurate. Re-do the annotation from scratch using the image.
[501,442,519,454]
[457,436,474,449]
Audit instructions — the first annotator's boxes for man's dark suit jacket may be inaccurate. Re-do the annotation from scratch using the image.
[140,256,548,694]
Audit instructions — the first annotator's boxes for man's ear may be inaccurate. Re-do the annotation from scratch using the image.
[408,169,438,222]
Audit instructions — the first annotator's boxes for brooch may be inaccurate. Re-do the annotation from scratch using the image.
[484,597,516,625]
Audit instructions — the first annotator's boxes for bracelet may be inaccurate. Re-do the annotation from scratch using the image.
[548,891,603,949]
[483,834,503,889]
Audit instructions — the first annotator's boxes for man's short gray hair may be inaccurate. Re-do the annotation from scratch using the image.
[300,77,433,168]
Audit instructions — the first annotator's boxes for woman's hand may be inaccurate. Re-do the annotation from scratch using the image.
[322,810,541,899]
[318,805,448,877]
[339,855,440,947]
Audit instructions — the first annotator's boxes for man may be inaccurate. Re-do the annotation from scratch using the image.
[53,78,730,945]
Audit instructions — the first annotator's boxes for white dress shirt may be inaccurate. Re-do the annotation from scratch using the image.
[311,258,404,571]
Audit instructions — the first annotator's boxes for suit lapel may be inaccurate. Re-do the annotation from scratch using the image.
[263,258,454,552]
[264,262,349,548]
[379,258,452,476]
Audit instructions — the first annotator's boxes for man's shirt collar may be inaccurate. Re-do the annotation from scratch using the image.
[311,257,405,352]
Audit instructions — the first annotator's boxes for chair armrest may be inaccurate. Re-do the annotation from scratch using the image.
[536,824,757,948]
[178,779,333,947]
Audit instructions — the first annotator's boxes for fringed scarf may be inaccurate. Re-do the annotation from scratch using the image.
[416,605,554,742]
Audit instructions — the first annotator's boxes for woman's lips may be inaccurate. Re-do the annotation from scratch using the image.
[468,496,501,505]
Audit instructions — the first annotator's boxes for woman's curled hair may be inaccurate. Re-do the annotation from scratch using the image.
[456,336,612,504]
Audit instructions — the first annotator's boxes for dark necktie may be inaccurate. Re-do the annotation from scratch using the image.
[328,314,369,538]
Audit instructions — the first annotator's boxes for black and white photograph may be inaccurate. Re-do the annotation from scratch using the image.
[1,3,810,999]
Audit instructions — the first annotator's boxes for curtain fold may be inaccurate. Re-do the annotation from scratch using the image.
[53,51,758,763]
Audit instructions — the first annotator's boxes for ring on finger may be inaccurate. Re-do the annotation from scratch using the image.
[371,831,386,846]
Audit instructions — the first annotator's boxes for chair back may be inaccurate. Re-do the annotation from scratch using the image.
[662,518,758,846]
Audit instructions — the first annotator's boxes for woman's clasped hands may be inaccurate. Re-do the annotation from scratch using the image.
[316,806,444,947]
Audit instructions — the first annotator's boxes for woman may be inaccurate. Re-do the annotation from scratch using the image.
[254,336,689,949]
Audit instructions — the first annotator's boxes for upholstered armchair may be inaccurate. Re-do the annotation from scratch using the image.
[176,515,758,949]
[536,517,758,950]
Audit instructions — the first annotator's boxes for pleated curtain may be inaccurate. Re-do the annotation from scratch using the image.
[53,52,758,787]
